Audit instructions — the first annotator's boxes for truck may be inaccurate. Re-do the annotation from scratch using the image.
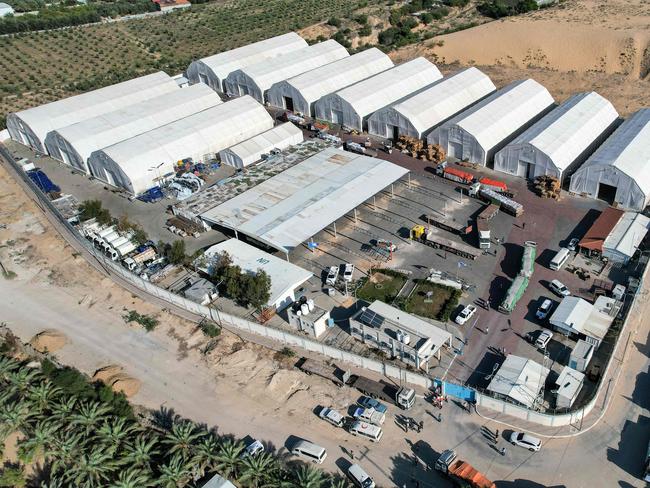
[435,162,474,185]
[410,225,481,261]
[424,214,470,236]
[477,177,509,195]
[469,183,523,217]
[110,241,137,261]
[298,358,350,387]
[93,226,116,246]
[475,204,498,250]
[499,274,529,314]
[352,407,385,426]
[434,449,496,488]
[123,247,156,271]
[344,141,377,157]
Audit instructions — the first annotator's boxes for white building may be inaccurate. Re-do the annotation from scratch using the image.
[7,72,178,154]
[549,296,618,347]
[554,366,585,409]
[569,339,594,373]
[314,57,443,132]
[487,355,549,409]
[427,79,554,166]
[219,122,303,169]
[368,67,496,141]
[87,96,273,195]
[223,40,349,104]
[494,92,618,181]
[266,48,393,116]
[198,238,313,311]
[0,2,14,16]
[44,84,222,173]
[199,146,409,254]
[602,211,650,263]
[186,32,308,92]
[569,109,650,211]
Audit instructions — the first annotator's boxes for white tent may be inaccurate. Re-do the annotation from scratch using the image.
[7,72,177,153]
[602,211,650,263]
[314,57,442,132]
[219,122,304,169]
[494,92,618,181]
[569,109,650,211]
[88,96,273,195]
[185,32,307,92]
[223,40,349,103]
[427,79,554,166]
[44,84,223,174]
[487,355,549,409]
[266,48,393,116]
[368,67,496,140]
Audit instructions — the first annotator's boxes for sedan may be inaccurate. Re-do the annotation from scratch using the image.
[510,431,542,452]
[455,304,477,325]
[536,298,553,320]
[325,265,339,285]
[357,396,387,414]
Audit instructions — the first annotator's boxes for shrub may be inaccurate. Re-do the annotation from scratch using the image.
[477,0,538,18]
[79,199,112,225]
[201,322,221,338]
[122,310,159,332]
[327,16,341,27]
[279,346,295,358]
[439,288,462,322]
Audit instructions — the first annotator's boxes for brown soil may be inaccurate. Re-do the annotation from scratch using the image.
[92,364,124,383]
[109,375,141,397]
[29,329,67,353]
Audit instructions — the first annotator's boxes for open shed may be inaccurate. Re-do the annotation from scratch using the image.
[486,355,549,409]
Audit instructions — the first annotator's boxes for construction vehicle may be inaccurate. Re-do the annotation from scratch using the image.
[499,241,536,314]
[434,449,496,488]
[435,162,474,185]
[469,183,523,217]
[410,225,480,260]
[424,214,470,236]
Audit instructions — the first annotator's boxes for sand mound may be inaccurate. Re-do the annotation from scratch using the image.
[109,375,141,397]
[266,369,304,394]
[93,365,123,383]
[29,329,66,353]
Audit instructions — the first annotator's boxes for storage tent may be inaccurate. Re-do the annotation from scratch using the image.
[44,84,222,174]
[569,109,650,211]
[494,92,618,181]
[487,355,549,409]
[427,79,554,166]
[185,32,307,92]
[223,40,349,103]
[314,57,443,132]
[368,67,496,140]
[200,146,409,254]
[219,122,304,169]
[266,48,393,116]
[88,96,273,195]
[7,72,177,153]
[602,211,650,263]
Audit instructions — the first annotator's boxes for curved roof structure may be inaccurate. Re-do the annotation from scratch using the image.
[7,72,176,153]
[219,122,304,169]
[266,48,393,115]
[185,33,307,92]
[44,84,223,173]
[223,40,349,103]
[88,96,273,195]
[368,67,495,139]
[569,109,650,210]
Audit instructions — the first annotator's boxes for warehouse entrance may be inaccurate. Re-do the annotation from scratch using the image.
[332,110,343,125]
[597,182,617,204]
[284,96,294,112]
[391,125,399,141]
[448,141,463,159]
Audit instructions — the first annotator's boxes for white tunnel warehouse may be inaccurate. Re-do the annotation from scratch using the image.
[185,32,307,92]
[219,122,304,169]
[7,72,177,153]
[266,48,393,116]
[569,109,650,211]
[427,79,554,166]
[368,67,496,140]
[87,96,274,195]
[223,40,349,104]
[314,57,442,132]
[494,92,619,182]
[44,83,223,174]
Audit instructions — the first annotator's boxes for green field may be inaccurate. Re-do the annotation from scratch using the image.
[404,280,460,321]
[356,270,408,304]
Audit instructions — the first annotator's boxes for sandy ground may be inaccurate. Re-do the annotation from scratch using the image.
[392,0,650,115]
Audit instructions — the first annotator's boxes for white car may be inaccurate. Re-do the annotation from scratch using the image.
[536,298,553,320]
[347,463,375,488]
[325,265,339,285]
[509,431,542,452]
[343,263,354,282]
[240,439,264,458]
[567,238,579,252]
[549,279,570,297]
[455,304,477,325]
[535,330,553,349]
[318,407,344,428]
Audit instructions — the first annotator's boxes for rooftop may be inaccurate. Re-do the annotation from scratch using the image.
[603,211,650,259]
[487,354,549,409]
[578,207,625,251]
[555,366,585,400]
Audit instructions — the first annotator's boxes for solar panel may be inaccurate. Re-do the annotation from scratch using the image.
[358,308,385,328]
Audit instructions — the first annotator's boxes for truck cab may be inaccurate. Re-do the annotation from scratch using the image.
[434,449,457,472]
[397,387,416,410]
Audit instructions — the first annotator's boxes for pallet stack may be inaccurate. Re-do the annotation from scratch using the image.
[395,135,446,163]
[533,175,561,199]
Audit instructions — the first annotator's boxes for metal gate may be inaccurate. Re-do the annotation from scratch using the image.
[434,379,476,402]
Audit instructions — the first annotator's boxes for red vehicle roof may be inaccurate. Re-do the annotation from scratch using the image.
[449,461,496,488]
[445,167,474,181]
[479,177,507,190]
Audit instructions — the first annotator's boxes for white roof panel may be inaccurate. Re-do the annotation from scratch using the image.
[487,355,549,408]
[219,122,304,167]
[508,92,618,172]
[549,296,592,331]
[389,67,496,134]
[334,57,443,118]
[603,211,650,259]
[555,366,585,400]
[200,147,409,252]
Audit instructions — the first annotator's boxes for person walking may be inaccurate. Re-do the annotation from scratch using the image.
[350,450,354,460]
[495,429,500,440]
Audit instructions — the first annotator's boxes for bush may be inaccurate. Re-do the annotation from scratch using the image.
[327,16,341,27]
[201,322,221,338]
[279,346,295,358]
[439,288,462,322]
[122,310,159,332]
[79,199,111,225]
[442,0,470,6]
[358,24,372,36]
[477,0,538,18]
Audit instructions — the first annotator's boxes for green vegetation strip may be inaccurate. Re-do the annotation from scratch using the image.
[356,269,408,304]
[404,280,461,321]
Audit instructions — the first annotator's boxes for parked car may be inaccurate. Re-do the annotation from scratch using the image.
[343,263,354,282]
[535,330,553,349]
[326,265,339,285]
[357,396,387,414]
[455,304,477,325]
[509,432,542,452]
[241,439,264,458]
[347,463,376,488]
[318,407,344,428]
[567,238,579,252]
[549,279,571,297]
[536,298,553,320]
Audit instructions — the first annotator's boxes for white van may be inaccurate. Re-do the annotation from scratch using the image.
[290,440,327,464]
[349,421,383,442]
[347,463,375,488]
[550,247,570,271]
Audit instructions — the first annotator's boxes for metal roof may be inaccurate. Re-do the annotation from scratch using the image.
[505,92,618,172]
[555,366,584,401]
[487,355,549,409]
[379,67,496,135]
[550,296,592,331]
[326,57,442,119]
[578,207,625,251]
[445,79,554,152]
[603,211,650,259]
[200,147,409,252]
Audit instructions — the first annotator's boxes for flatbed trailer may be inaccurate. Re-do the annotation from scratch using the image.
[297,358,350,387]
[477,204,499,221]
[417,229,481,260]
[347,374,415,410]
[424,214,469,235]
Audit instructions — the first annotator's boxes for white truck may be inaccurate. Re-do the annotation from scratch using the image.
[93,225,116,246]
[123,247,156,271]
[469,183,523,217]
[110,241,137,261]
[352,407,385,426]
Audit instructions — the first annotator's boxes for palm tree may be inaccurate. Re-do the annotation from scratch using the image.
[157,452,192,488]
[215,439,244,480]
[108,467,154,488]
[0,399,35,441]
[328,477,352,488]
[50,396,78,423]
[97,417,138,448]
[27,382,62,411]
[123,433,159,469]
[163,421,204,460]
[238,451,281,487]
[190,433,221,480]
[49,429,86,476]
[291,465,327,488]
[7,368,41,393]
[64,445,120,487]
[0,356,19,383]
[17,419,60,463]
[71,400,112,435]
